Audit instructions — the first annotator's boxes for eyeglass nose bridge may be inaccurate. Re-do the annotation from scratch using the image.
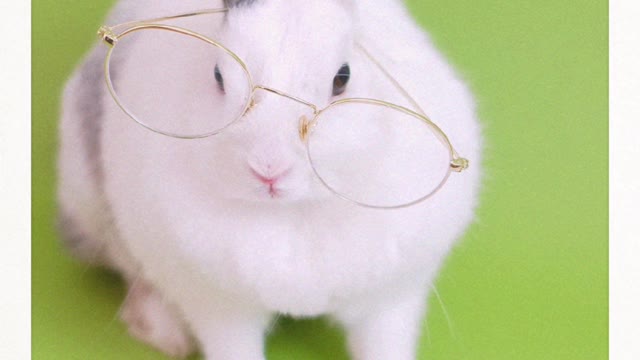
[252,85,319,142]
[253,85,319,113]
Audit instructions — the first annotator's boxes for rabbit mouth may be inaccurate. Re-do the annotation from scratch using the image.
[266,184,282,198]
[256,181,298,201]
[250,180,313,203]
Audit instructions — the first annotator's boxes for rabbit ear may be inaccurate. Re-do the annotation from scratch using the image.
[224,0,258,8]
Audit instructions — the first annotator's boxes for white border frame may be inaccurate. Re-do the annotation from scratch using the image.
[610,0,640,359]
[0,1,634,358]
[0,1,31,358]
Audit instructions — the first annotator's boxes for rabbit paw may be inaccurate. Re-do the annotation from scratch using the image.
[120,281,195,358]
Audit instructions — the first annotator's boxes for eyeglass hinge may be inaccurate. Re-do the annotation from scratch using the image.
[450,157,469,172]
[97,26,118,46]
[299,116,310,142]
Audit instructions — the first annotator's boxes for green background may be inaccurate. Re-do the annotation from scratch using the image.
[32,0,608,359]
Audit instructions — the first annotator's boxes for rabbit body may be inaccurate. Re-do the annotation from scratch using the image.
[58,0,482,358]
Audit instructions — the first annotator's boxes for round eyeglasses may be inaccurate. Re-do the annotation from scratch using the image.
[98,8,469,209]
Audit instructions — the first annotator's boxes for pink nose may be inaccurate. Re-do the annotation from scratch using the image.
[250,166,291,198]
[252,171,278,185]
[250,167,290,185]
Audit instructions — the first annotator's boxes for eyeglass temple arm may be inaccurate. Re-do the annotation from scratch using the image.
[355,43,469,172]
[98,8,230,45]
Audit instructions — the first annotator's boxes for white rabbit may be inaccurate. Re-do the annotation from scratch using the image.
[57,0,482,359]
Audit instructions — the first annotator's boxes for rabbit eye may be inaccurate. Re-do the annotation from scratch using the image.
[332,63,350,96]
[214,64,225,92]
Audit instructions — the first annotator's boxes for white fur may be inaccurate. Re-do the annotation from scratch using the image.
[58,0,482,359]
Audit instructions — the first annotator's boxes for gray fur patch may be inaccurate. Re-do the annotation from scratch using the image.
[61,45,127,271]
[224,0,258,8]
[76,49,107,188]
[63,47,120,269]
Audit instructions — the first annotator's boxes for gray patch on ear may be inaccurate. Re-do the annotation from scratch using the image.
[224,0,258,8]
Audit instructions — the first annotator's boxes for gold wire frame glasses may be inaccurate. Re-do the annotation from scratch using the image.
[97,8,469,209]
